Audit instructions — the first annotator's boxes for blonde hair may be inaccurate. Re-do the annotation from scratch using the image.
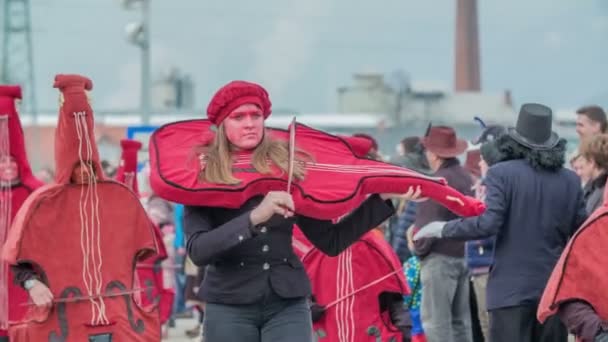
[580,133,608,170]
[197,124,310,185]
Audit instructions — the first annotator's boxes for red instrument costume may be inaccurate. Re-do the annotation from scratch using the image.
[538,182,608,341]
[115,138,175,325]
[148,120,485,220]
[0,85,44,338]
[294,227,410,341]
[2,75,160,341]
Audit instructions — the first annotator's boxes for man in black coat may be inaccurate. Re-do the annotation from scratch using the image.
[414,103,588,342]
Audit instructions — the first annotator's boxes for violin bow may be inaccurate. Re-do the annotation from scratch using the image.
[21,287,151,306]
[136,263,183,270]
[286,117,296,193]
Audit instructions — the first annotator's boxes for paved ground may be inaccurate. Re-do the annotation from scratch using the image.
[164,315,201,342]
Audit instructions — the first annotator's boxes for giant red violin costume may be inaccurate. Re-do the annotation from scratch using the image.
[115,138,175,325]
[0,85,44,337]
[294,227,409,342]
[2,75,160,341]
[148,81,485,220]
[538,180,608,340]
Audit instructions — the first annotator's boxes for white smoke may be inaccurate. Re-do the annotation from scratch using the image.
[249,0,335,99]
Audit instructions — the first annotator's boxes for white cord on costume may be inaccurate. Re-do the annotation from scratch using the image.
[75,112,98,325]
[79,114,108,325]
[74,112,108,326]
[0,115,11,330]
[346,248,355,341]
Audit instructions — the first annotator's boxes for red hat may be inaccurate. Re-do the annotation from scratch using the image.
[0,85,43,190]
[421,126,468,158]
[464,149,481,177]
[115,139,142,195]
[206,80,272,125]
[52,74,104,184]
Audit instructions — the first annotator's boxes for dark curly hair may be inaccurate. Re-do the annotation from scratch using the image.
[495,134,567,172]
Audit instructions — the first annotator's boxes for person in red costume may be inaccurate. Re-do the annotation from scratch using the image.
[302,228,412,342]
[115,139,175,335]
[150,80,427,342]
[292,135,414,342]
[2,75,161,341]
[0,85,44,342]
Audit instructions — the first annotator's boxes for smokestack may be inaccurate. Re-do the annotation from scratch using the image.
[454,0,481,92]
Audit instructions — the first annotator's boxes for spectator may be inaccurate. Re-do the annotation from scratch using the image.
[411,126,473,342]
[578,134,608,213]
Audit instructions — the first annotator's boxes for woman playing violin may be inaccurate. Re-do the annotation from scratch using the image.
[185,80,423,342]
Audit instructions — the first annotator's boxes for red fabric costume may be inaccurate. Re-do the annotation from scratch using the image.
[2,75,160,341]
[294,227,410,342]
[115,138,175,324]
[149,120,484,219]
[0,85,44,337]
[538,184,608,336]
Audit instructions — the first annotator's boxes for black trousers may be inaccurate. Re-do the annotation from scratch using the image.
[489,305,568,342]
[202,290,312,342]
[469,280,485,342]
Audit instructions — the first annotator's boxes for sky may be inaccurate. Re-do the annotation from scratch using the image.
[11,0,608,114]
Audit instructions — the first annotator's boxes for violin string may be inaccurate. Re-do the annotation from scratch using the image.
[80,113,109,325]
[338,251,344,342]
[341,251,348,342]
[335,251,343,341]
[347,247,355,341]
[0,116,10,330]
[232,157,442,180]
[342,248,352,342]
[74,112,99,325]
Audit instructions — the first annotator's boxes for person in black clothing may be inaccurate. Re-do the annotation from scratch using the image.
[185,80,421,342]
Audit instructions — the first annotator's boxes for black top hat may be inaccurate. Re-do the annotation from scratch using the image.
[508,103,559,150]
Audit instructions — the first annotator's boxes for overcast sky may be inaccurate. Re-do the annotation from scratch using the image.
[23,0,608,113]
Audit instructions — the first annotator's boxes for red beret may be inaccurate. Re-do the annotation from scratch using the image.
[206,80,272,125]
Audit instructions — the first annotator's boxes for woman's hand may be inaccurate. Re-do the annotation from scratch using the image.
[380,186,427,202]
[250,191,295,226]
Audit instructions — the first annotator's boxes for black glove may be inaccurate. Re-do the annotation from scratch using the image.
[310,303,326,322]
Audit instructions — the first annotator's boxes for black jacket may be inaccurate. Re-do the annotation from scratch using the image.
[184,194,395,304]
[443,158,587,310]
